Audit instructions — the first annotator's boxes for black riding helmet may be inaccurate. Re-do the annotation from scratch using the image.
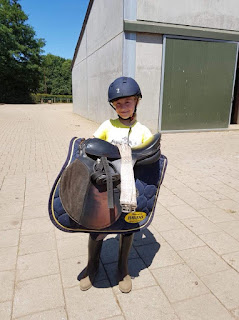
[108,77,142,121]
[108,76,142,102]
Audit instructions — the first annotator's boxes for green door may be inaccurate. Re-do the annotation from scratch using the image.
[161,38,238,130]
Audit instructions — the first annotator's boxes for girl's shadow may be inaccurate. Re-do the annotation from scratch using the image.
[78,229,160,289]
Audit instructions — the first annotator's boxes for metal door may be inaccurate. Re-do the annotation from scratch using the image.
[160,37,238,130]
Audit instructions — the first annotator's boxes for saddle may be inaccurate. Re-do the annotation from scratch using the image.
[59,133,161,230]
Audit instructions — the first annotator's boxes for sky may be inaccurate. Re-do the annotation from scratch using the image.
[20,0,90,60]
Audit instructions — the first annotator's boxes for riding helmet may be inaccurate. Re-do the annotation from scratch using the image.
[108,77,142,102]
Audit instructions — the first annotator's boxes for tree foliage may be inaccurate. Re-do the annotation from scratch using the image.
[0,0,45,103]
[38,54,72,95]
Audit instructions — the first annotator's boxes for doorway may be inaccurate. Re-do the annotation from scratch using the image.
[231,56,239,124]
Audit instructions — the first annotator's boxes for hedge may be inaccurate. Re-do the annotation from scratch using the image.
[32,93,73,104]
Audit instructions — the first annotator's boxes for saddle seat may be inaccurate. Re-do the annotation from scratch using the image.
[84,133,161,165]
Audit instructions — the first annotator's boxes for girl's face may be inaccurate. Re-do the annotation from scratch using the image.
[113,96,137,119]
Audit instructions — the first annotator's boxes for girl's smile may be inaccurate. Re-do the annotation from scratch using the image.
[113,97,136,119]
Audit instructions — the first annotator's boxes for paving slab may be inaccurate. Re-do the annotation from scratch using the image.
[0,301,12,320]
[151,212,184,231]
[18,232,56,256]
[199,231,239,255]
[178,246,229,276]
[0,229,20,248]
[199,207,238,223]
[64,281,121,320]
[231,308,239,319]
[217,220,239,241]
[22,204,48,219]
[16,250,59,282]
[1,104,239,319]
[20,217,54,235]
[136,241,183,269]
[152,263,209,303]
[14,308,68,320]
[0,271,15,302]
[222,251,239,272]
[160,227,205,251]
[0,246,18,272]
[13,275,65,319]
[173,293,234,320]
[201,269,239,310]
[166,203,201,220]
[117,286,179,320]
[181,216,222,235]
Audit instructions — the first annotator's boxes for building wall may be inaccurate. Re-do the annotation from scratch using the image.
[135,33,163,133]
[72,0,124,123]
[137,0,239,31]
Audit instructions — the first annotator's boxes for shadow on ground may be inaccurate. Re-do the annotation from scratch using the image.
[77,228,161,289]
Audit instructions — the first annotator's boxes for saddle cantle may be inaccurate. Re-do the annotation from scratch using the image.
[48,134,167,234]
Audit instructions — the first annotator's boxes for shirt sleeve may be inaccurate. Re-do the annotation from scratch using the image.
[93,120,109,141]
[142,126,153,143]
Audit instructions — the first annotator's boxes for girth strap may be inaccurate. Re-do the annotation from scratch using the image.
[117,143,137,213]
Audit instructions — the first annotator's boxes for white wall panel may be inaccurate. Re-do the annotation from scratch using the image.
[137,0,239,31]
[87,0,123,56]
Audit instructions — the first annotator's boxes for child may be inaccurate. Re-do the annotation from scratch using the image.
[80,76,153,293]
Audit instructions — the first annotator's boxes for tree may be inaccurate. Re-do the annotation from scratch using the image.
[38,54,72,95]
[0,0,45,103]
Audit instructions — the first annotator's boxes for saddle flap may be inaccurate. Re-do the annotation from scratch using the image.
[59,159,91,224]
[59,156,122,230]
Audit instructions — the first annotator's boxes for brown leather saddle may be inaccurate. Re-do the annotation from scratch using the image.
[59,133,161,230]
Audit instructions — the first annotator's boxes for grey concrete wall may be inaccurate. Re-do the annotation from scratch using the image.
[87,35,123,124]
[72,60,88,118]
[73,34,123,124]
[74,31,87,67]
[137,0,239,31]
[87,0,123,55]
[72,0,124,123]
[135,33,163,133]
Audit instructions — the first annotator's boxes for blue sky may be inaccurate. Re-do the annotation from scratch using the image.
[20,0,90,60]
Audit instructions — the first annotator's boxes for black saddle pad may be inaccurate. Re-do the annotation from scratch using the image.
[48,137,168,234]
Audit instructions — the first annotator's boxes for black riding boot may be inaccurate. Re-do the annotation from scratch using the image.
[118,233,134,293]
[80,234,103,291]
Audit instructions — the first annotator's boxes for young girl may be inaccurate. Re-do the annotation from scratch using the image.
[80,76,153,293]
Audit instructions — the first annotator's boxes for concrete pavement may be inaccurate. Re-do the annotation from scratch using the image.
[0,103,239,320]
